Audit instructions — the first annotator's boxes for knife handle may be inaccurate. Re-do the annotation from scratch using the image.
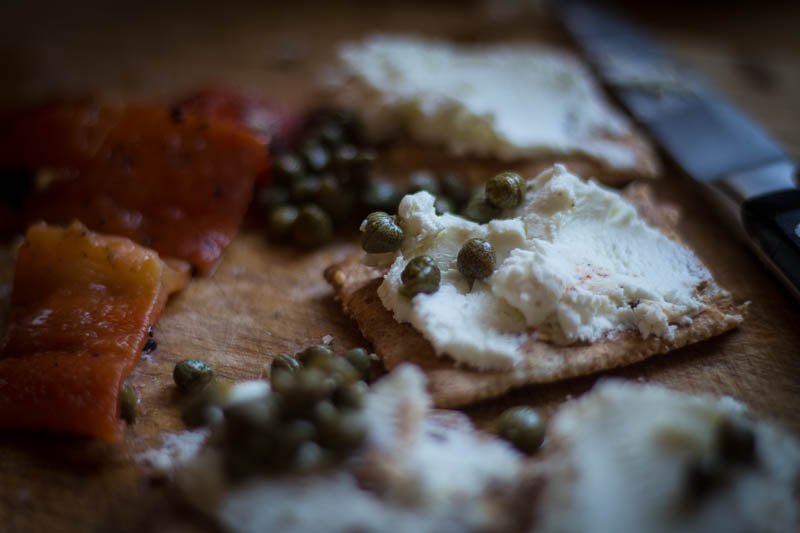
[740,189,800,300]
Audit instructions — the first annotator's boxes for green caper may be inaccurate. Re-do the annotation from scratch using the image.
[496,406,545,454]
[291,205,334,248]
[280,367,338,414]
[273,153,305,183]
[296,344,334,365]
[312,121,347,148]
[441,171,471,208]
[293,441,326,472]
[408,170,440,195]
[223,398,278,438]
[267,205,299,240]
[315,175,354,226]
[302,142,330,172]
[434,196,454,215]
[344,149,375,187]
[257,185,290,213]
[461,190,502,223]
[173,359,215,395]
[271,352,301,376]
[333,380,368,409]
[361,179,403,213]
[343,347,374,379]
[361,211,404,253]
[181,379,232,428]
[119,380,138,424]
[486,171,525,209]
[717,418,756,465]
[317,411,366,451]
[306,108,362,143]
[290,175,322,203]
[400,255,441,299]
[457,238,496,282]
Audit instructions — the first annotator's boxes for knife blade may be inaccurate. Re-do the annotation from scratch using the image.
[554,0,800,300]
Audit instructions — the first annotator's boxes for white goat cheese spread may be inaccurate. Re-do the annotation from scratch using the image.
[377,165,711,370]
[337,35,639,170]
[536,380,800,533]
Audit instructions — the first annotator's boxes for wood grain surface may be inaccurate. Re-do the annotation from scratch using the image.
[0,1,799,531]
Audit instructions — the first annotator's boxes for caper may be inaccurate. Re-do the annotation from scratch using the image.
[267,205,299,241]
[339,148,375,186]
[400,255,441,299]
[333,380,368,409]
[173,359,215,395]
[343,347,374,379]
[315,175,353,226]
[119,380,138,424]
[717,418,756,466]
[181,379,232,429]
[296,344,334,365]
[271,352,301,376]
[290,175,322,203]
[434,196,454,215]
[306,108,362,143]
[291,205,334,248]
[273,153,305,183]
[461,190,502,223]
[256,185,290,213]
[294,441,326,472]
[361,211,404,253]
[312,121,347,148]
[486,171,525,209]
[280,367,337,414]
[496,406,545,454]
[302,142,330,172]
[408,169,440,195]
[305,353,360,385]
[457,238,496,282]
[317,411,366,451]
[278,419,317,451]
[362,179,402,213]
[223,398,278,438]
[441,171,471,207]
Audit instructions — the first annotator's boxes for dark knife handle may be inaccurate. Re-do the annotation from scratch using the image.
[741,189,800,298]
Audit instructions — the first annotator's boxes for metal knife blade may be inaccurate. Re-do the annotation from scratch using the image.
[554,0,800,300]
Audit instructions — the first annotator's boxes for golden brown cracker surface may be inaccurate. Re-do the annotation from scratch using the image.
[324,187,745,407]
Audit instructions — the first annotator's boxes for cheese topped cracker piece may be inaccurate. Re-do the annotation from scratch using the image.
[533,380,800,533]
[335,35,658,178]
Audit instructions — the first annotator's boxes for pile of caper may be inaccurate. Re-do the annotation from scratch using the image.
[180,344,379,480]
[260,108,398,248]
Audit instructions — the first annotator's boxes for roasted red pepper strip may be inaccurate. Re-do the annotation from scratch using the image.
[0,102,269,275]
[0,222,188,441]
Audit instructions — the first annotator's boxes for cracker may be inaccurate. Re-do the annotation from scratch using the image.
[325,187,745,407]
[377,136,660,188]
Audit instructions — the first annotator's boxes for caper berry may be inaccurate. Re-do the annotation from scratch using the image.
[362,179,402,213]
[271,352,301,376]
[296,344,334,365]
[434,196,454,215]
[333,380,368,409]
[290,175,322,203]
[273,153,305,183]
[496,406,545,454]
[457,238,496,282]
[292,205,334,248]
[267,205,299,240]
[717,418,756,466]
[441,171,471,208]
[181,379,232,428]
[302,142,330,172]
[486,171,525,209]
[400,256,441,299]
[173,359,215,395]
[461,190,502,223]
[343,347,374,379]
[361,211,404,253]
[119,380,138,424]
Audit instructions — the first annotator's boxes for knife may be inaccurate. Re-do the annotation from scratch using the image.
[554,0,800,301]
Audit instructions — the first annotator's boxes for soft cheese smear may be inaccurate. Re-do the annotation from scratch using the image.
[337,35,640,170]
[535,380,800,533]
[378,165,711,369]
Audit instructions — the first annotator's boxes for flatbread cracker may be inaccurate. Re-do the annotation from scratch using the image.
[325,186,745,407]
[377,136,660,188]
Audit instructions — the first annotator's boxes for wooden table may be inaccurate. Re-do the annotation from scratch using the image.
[0,1,798,531]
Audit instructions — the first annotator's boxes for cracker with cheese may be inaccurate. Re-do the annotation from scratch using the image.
[325,165,745,407]
[333,35,660,185]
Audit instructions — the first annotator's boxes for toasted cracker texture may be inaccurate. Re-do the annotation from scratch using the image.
[325,185,745,407]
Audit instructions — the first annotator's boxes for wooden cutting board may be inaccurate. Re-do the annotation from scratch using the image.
[0,2,799,531]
